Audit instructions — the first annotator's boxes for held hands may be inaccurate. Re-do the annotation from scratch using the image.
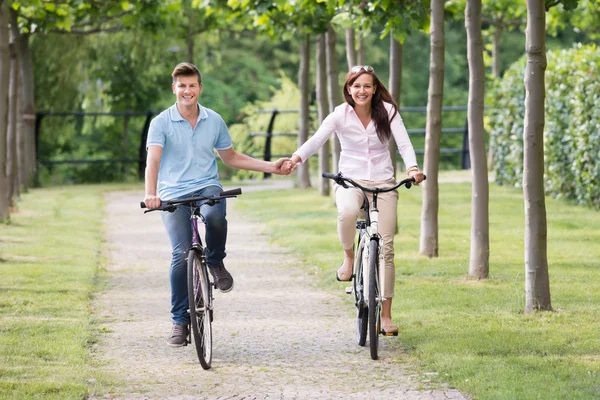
[273,158,294,175]
[281,159,298,175]
[272,157,298,175]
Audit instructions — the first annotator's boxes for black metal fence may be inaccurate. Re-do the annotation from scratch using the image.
[35,106,471,182]
[35,111,156,182]
[250,106,471,178]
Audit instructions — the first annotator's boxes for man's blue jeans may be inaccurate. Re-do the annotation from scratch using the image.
[161,185,227,325]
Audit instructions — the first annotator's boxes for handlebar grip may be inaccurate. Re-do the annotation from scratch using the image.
[140,201,147,208]
[220,188,242,196]
[322,172,337,179]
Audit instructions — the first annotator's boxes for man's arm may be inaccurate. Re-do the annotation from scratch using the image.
[217,148,288,174]
[144,145,163,208]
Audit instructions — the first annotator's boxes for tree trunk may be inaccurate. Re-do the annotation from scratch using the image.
[388,35,403,178]
[357,36,365,65]
[420,0,445,258]
[17,33,36,189]
[524,0,551,313]
[187,32,194,65]
[7,7,19,207]
[316,34,330,196]
[0,1,10,220]
[491,22,503,78]
[297,34,311,189]
[345,27,356,70]
[326,24,341,172]
[466,0,490,279]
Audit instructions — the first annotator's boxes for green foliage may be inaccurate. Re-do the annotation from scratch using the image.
[488,44,600,208]
[223,74,310,180]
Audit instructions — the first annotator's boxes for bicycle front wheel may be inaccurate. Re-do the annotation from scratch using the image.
[187,249,213,369]
[355,238,368,346]
[368,239,380,360]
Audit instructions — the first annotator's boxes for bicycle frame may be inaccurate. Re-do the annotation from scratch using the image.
[141,188,241,369]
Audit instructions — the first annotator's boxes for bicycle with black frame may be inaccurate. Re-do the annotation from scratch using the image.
[140,188,241,369]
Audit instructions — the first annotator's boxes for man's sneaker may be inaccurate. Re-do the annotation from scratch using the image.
[167,323,188,347]
[209,262,234,293]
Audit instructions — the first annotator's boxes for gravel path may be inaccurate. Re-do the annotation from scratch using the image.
[91,183,467,400]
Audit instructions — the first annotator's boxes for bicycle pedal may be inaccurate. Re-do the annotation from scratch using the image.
[381,331,399,337]
[345,286,353,294]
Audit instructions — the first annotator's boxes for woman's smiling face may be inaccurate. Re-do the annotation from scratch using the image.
[348,73,376,107]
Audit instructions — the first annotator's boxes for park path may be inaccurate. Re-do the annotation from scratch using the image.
[91,180,467,400]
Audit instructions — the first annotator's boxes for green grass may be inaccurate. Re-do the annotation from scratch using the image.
[1,177,598,399]
[235,175,600,400]
[0,183,135,400]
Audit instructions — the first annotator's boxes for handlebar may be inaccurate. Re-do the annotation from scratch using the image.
[141,188,242,212]
[321,172,425,193]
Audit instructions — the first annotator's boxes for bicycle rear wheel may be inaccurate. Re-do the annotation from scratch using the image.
[354,238,368,346]
[187,249,213,369]
[368,239,380,360]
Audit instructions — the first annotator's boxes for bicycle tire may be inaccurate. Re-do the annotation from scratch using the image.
[355,235,368,346]
[187,249,213,369]
[368,239,380,360]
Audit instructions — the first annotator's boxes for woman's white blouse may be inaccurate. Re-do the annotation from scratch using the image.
[293,102,418,181]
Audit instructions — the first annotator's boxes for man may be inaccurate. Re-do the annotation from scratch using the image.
[144,62,289,346]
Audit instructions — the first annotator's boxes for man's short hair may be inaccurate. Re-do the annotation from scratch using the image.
[171,62,202,84]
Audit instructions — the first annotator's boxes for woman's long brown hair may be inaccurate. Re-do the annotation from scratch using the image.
[342,69,398,143]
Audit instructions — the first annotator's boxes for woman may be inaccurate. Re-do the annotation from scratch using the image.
[283,65,425,334]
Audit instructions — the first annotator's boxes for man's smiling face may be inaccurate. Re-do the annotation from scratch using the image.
[172,75,202,109]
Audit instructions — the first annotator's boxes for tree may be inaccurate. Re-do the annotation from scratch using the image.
[388,34,402,178]
[420,0,445,258]
[523,0,551,312]
[522,0,581,312]
[465,0,490,278]
[297,34,311,188]
[0,0,9,221]
[316,33,330,195]
[7,6,18,207]
[326,23,341,174]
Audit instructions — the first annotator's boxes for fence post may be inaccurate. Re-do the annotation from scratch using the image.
[263,109,279,179]
[34,112,46,186]
[138,111,154,180]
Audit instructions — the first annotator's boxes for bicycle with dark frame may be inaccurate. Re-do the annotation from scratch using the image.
[141,188,241,369]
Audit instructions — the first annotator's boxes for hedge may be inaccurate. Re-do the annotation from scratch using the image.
[488,44,600,209]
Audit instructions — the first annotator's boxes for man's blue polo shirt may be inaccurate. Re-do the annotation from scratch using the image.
[146,103,233,200]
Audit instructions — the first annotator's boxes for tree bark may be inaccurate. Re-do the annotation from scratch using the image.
[316,34,330,196]
[357,36,364,65]
[187,32,194,65]
[420,0,445,258]
[0,1,10,220]
[466,0,490,278]
[326,24,341,172]
[7,7,19,206]
[345,27,356,70]
[524,0,551,312]
[17,33,36,189]
[388,36,402,178]
[297,34,311,189]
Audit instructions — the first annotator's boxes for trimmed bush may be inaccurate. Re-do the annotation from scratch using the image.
[488,44,600,209]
